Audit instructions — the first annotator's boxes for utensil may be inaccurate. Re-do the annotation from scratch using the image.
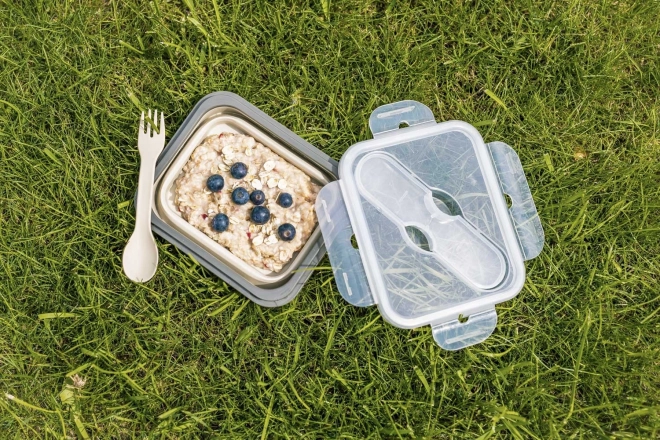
[122,110,166,282]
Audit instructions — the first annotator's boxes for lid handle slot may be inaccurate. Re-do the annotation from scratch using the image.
[316,182,375,307]
[369,100,436,137]
[488,141,545,261]
[431,308,498,350]
[356,152,507,290]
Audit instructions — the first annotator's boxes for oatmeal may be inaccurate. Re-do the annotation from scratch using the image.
[175,133,321,272]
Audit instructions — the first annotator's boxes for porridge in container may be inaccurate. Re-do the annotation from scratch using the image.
[175,132,321,272]
[151,92,338,307]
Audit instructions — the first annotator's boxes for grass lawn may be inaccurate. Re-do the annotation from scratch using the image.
[1,0,660,437]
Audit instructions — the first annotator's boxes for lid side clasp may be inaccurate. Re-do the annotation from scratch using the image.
[316,181,374,307]
[369,100,436,137]
[431,308,498,351]
[488,141,545,260]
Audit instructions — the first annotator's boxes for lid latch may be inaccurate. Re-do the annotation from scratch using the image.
[369,100,436,137]
[431,308,498,351]
[316,181,374,307]
[488,141,545,261]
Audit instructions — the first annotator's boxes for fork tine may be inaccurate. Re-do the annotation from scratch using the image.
[139,111,145,135]
[147,109,152,136]
[159,111,165,138]
[153,109,158,136]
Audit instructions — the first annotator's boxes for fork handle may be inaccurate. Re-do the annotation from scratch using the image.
[134,154,157,234]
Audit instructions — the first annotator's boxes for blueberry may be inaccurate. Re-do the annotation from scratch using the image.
[231,187,249,205]
[250,190,266,205]
[230,162,248,179]
[278,223,296,241]
[250,206,270,225]
[211,213,229,232]
[277,192,293,208]
[206,174,224,192]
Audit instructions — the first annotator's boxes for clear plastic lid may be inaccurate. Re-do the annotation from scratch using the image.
[316,101,543,350]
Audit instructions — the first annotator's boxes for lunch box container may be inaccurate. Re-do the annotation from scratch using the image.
[315,100,544,350]
[150,94,543,349]
[151,92,338,307]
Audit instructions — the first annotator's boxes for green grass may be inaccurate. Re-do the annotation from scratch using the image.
[1,0,659,437]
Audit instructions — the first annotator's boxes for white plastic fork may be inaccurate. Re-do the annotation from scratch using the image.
[122,110,166,282]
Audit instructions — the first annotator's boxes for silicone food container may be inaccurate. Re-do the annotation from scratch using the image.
[151,92,338,307]
[315,100,544,350]
[150,93,543,350]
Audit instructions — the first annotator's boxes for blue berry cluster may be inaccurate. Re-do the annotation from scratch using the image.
[207,162,297,241]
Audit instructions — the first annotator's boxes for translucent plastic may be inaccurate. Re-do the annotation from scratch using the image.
[488,141,544,260]
[356,152,506,290]
[317,101,544,350]
[316,181,373,307]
